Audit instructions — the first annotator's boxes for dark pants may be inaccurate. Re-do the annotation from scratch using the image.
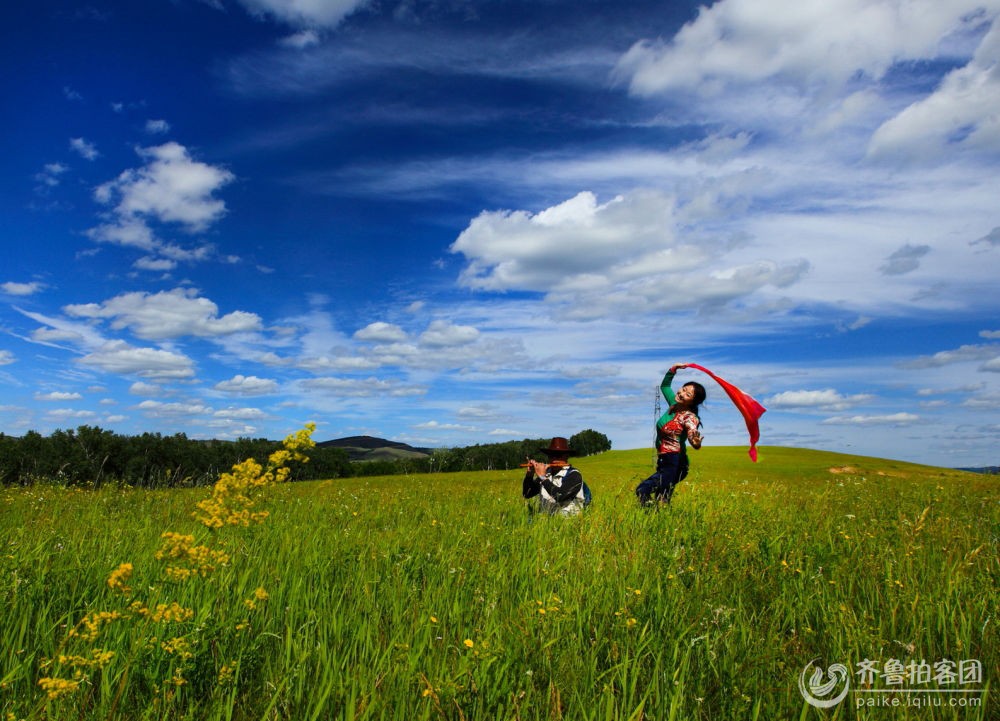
[635,453,688,506]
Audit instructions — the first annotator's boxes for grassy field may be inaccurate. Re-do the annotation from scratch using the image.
[1,443,996,720]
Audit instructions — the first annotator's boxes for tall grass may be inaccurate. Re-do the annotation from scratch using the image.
[1,446,996,720]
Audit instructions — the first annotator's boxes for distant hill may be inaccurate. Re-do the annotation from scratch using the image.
[958,466,999,474]
[316,435,432,463]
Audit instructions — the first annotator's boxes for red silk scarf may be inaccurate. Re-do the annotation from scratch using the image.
[686,363,766,462]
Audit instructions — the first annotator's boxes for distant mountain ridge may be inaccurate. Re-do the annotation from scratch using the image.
[316,435,432,462]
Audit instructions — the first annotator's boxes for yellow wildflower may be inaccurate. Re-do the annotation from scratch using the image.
[463,639,474,648]
[135,602,194,623]
[38,677,80,699]
[218,662,237,685]
[107,562,133,593]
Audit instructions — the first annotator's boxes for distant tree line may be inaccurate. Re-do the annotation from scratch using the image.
[0,426,611,488]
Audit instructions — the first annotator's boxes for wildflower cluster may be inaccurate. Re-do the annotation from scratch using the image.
[36,423,316,706]
[194,424,315,528]
[155,532,231,580]
[106,562,133,593]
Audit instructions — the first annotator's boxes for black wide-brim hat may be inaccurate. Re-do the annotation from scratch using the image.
[538,436,576,456]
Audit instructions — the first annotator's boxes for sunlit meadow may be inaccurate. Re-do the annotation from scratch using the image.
[1,432,996,720]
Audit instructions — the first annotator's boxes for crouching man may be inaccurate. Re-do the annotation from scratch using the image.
[522,437,592,516]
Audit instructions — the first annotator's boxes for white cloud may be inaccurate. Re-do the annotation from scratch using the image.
[980,329,1000,339]
[0,351,14,366]
[129,381,162,396]
[821,412,920,426]
[214,407,267,420]
[869,19,1000,161]
[145,119,171,134]
[133,256,178,272]
[87,217,159,252]
[489,427,524,436]
[46,408,97,420]
[34,163,68,189]
[70,137,99,160]
[17,308,109,350]
[766,389,875,411]
[418,320,479,348]
[451,189,807,320]
[354,321,408,343]
[35,391,83,401]
[900,343,1000,368]
[981,357,1000,372]
[64,288,262,340]
[2,281,45,296]
[136,400,210,416]
[614,0,995,97]
[77,340,195,379]
[279,29,321,48]
[300,376,428,397]
[214,374,279,395]
[234,0,367,29]
[89,142,234,257]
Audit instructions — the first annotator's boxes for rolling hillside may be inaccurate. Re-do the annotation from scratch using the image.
[315,435,432,462]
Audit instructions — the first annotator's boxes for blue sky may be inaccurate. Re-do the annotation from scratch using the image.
[2,0,999,467]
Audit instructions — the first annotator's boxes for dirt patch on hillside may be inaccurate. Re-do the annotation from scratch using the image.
[829,466,908,479]
[828,466,859,474]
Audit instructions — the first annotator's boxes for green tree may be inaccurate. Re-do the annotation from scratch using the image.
[570,429,611,457]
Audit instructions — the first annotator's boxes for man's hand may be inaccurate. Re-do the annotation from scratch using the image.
[529,460,549,477]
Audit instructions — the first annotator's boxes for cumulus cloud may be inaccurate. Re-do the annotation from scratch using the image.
[2,281,45,296]
[46,408,97,420]
[451,189,807,319]
[614,0,993,97]
[129,381,162,396]
[64,288,262,340]
[419,320,479,348]
[77,340,195,379]
[213,407,267,420]
[86,143,233,268]
[879,243,931,276]
[821,412,920,425]
[94,142,233,230]
[70,137,99,160]
[0,350,14,365]
[765,389,875,411]
[214,374,279,395]
[300,376,427,397]
[35,391,83,401]
[34,163,68,190]
[133,256,178,272]
[354,321,408,343]
[145,119,171,134]
[136,400,210,416]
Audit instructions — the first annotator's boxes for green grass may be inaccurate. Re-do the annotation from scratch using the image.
[1,446,996,720]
